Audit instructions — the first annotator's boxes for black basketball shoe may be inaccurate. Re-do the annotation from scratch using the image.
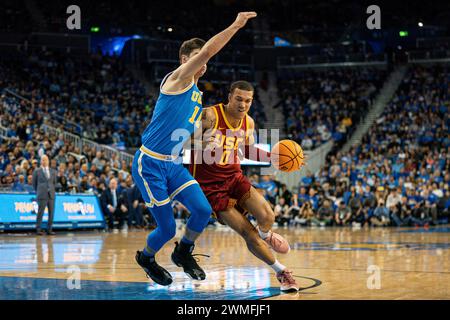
[171,241,208,280]
[135,251,173,286]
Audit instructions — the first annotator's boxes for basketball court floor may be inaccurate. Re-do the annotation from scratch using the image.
[0,224,449,300]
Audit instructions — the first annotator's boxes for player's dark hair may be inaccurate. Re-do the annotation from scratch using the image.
[230,81,254,94]
[179,38,206,61]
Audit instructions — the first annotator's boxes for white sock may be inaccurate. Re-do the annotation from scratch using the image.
[258,227,270,239]
[269,260,286,273]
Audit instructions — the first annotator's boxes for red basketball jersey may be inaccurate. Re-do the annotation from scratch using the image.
[190,103,250,182]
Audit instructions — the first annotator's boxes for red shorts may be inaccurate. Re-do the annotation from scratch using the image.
[198,173,252,214]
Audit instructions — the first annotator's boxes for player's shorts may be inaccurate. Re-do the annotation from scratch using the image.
[132,146,198,208]
[199,172,252,217]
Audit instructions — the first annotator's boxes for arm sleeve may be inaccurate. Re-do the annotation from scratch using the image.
[243,144,271,162]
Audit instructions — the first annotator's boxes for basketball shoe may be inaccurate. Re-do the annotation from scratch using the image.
[261,229,291,254]
[276,269,299,292]
[171,241,208,280]
[135,251,173,286]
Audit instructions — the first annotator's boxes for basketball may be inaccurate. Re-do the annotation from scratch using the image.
[271,140,304,172]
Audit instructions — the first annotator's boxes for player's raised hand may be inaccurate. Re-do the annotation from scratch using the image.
[174,11,257,81]
[232,12,257,29]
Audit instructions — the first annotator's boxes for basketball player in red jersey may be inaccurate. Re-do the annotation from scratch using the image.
[189,81,303,292]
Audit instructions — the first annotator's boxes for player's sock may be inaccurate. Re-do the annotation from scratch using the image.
[180,236,194,246]
[258,227,270,240]
[269,260,286,273]
[178,239,195,254]
[181,227,201,244]
[143,245,156,257]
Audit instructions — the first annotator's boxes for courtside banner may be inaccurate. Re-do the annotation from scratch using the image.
[0,193,105,230]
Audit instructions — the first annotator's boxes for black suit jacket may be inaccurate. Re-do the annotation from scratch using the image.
[32,167,57,200]
[101,188,124,213]
[122,185,142,208]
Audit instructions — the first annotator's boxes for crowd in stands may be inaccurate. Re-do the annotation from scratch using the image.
[0,49,266,152]
[0,50,153,150]
[0,46,265,230]
[256,175,448,228]
[0,108,214,230]
[1,48,448,230]
[0,103,158,230]
[276,67,386,151]
[256,64,449,228]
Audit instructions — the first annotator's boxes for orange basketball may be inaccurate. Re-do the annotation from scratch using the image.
[271,139,305,172]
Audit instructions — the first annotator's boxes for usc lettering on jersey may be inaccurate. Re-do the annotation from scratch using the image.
[190,103,251,182]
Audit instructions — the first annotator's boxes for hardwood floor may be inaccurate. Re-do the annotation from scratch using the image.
[0,224,449,300]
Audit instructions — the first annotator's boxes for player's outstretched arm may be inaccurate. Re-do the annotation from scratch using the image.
[245,117,308,167]
[246,116,257,146]
[173,12,257,82]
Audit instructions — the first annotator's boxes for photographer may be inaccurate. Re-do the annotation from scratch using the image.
[312,199,334,226]
[335,201,352,226]
[370,199,390,226]
[274,197,291,226]
[293,201,314,226]
[410,201,433,226]
[386,187,402,216]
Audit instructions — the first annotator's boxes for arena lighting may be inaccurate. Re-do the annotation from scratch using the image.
[92,35,140,55]
[399,30,409,37]
[168,27,173,32]
[418,22,424,27]
[274,36,292,47]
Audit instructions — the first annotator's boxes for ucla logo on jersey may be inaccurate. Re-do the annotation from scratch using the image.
[188,90,203,128]
[191,91,202,104]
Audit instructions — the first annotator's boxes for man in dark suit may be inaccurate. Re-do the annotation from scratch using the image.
[32,155,57,235]
[124,183,145,229]
[101,178,127,230]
